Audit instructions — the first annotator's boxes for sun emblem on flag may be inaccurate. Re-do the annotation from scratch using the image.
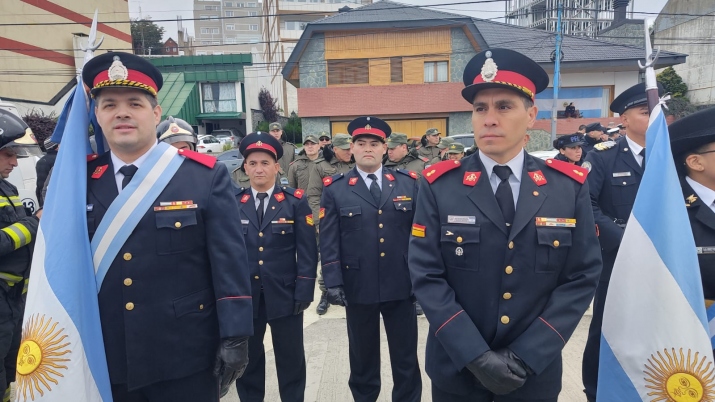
[16,314,71,401]
[643,348,715,402]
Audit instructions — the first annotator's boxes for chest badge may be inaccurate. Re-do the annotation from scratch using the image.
[455,247,464,256]
[240,194,250,203]
[528,170,547,186]
[91,165,108,179]
[463,172,481,187]
[349,177,358,186]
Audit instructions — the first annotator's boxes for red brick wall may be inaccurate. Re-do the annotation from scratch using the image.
[298,83,473,117]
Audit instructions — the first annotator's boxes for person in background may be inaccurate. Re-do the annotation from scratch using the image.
[318,133,331,149]
[268,122,296,174]
[288,135,320,190]
[384,132,428,176]
[446,142,466,161]
[430,137,455,166]
[35,139,58,207]
[553,134,585,166]
[418,128,442,160]
[581,122,605,155]
[577,124,587,135]
[157,116,197,151]
[564,102,577,119]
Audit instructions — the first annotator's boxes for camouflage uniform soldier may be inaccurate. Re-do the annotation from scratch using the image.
[269,122,297,173]
[419,128,442,160]
[384,133,428,176]
[429,137,455,165]
[288,135,321,190]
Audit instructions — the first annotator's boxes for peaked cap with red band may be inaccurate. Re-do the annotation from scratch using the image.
[82,52,164,97]
[347,116,392,142]
[461,48,549,103]
[238,131,284,161]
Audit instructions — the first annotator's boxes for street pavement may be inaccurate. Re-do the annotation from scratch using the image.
[221,286,591,402]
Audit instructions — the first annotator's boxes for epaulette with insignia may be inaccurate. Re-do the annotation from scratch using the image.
[177,148,217,168]
[323,173,345,187]
[593,141,616,151]
[281,187,304,199]
[396,169,418,180]
[545,158,588,184]
[422,160,461,184]
[87,154,99,162]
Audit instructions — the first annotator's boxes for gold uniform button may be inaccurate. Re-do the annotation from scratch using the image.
[281,231,286,234]
[174,222,182,228]
[259,247,264,252]
[508,241,514,249]
[503,292,512,300]
[380,238,385,243]
[505,266,513,274]
[553,240,560,247]
[259,260,264,265]
[346,265,349,269]
[349,213,353,216]
[125,302,134,311]
[199,304,204,310]
[533,191,539,196]
[254,275,260,279]
[456,236,463,243]
[379,223,384,229]
[123,278,133,286]
[380,252,385,257]
[123,253,132,261]
[501,315,510,324]
[259,232,264,237]
[378,210,383,215]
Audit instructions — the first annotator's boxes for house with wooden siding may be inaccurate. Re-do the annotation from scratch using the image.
[282,0,686,140]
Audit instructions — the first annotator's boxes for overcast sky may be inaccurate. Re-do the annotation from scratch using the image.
[127,0,669,39]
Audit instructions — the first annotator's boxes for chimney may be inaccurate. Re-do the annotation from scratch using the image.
[338,6,352,13]
[613,0,629,23]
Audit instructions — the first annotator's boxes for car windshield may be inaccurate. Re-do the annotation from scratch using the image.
[217,150,241,161]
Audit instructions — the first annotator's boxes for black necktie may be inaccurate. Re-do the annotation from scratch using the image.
[639,148,646,168]
[256,192,268,225]
[493,165,515,231]
[367,173,381,205]
[119,165,138,189]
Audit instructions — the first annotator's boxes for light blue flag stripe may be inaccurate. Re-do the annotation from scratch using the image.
[632,111,708,329]
[597,338,642,401]
[708,304,715,349]
[43,81,113,401]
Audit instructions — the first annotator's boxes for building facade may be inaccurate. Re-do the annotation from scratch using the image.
[193,0,263,55]
[164,38,180,55]
[283,1,685,140]
[0,0,131,113]
[506,0,625,37]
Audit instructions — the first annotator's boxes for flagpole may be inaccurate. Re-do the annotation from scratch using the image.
[638,20,661,113]
[81,9,104,72]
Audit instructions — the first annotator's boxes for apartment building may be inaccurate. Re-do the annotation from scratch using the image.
[193,0,263,55]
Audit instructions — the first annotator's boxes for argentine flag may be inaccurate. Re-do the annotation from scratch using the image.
[15,80,112,401]
[597,105,715,400]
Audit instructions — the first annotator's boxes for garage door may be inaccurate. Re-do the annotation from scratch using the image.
[331,118,447,138]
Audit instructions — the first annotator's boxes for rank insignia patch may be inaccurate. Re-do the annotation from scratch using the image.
[412,223,426,238]
[91,165,108,179]
[463,172,480,186]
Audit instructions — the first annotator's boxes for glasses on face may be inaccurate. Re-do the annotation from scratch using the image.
[319,138,330,142]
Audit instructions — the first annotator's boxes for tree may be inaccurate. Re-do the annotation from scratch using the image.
[283,112,302,144]
[657,67,688,98]
[258,87,280,124]
[131,18,165,56]
[23,109,57,151]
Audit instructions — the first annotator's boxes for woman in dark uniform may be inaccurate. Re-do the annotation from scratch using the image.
[553,133,585,165]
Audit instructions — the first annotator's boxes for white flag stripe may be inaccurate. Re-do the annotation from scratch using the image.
[602,217,713,400]
[18,230,101,402]
[92,145,178,272]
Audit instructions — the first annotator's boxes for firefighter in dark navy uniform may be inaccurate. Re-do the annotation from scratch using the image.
[233,132,318,402]
[408,48,602,402]
[669,107,715,346]
[82,52,253,401]
[0,111,41,402]
[319,116,422,402]
[580,82,664,402]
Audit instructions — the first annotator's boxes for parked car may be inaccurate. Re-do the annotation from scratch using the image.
[196,135,224,153]
[211,128,241,148]
[216,149,243,174]
[449,133,475,148]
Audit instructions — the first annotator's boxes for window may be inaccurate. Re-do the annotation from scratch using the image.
[210,15,219,20]
[205,5,219,10]
[249,37,260,43]
[249,24,258,31]
[201,27,220,34]
[226,11,234,17]
[225,1,233,6]
[284,21,307,30]
[328,59,369,85]
[226,24,235,30]
[200,15,210,19]
[424,61,448,83]
[236,2,244,6]
[390,57,403,83]
[225,37,237,44]
[211,41,221,45]
[202,83,238,113]
[248,11,258,16]
[247,2,257,7]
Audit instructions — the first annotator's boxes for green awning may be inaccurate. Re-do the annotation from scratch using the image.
[196,112,245,120]
[158,73,200,125]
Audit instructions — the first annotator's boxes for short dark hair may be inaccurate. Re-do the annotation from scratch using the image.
[578,124,587,131]
[522,97,534,109]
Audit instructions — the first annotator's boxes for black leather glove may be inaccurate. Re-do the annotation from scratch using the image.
[293,301,311,315]
[495,348,533,376]
[466,349,527,395]
[213,337,249,397]
[326,286,348,306]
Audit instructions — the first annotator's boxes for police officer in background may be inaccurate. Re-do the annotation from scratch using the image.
[384,132,428,176]
[0,111,41,402]
[306,133,355,315]
[552,134,585,166]
[669,107,715,337]
[581,122,605,155]
[288,135,320,190]
[430,137,455,165]
[320,116,422,402]
[82,52,253,401]
[419,128,442,160]
[157,116,197,151]
[409,48,601,402]
[581,82,663,402]
[234,132,318,402]
[268,122,296,173]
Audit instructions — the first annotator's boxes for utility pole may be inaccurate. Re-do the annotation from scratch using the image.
[550,0,563,143]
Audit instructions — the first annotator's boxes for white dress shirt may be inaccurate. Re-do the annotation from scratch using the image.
[479,150,524,209]
[251,186,275,214]
[111,141,157,192]
[686,176,715,213]
[356,165,383,191]
[624,136,645,167]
